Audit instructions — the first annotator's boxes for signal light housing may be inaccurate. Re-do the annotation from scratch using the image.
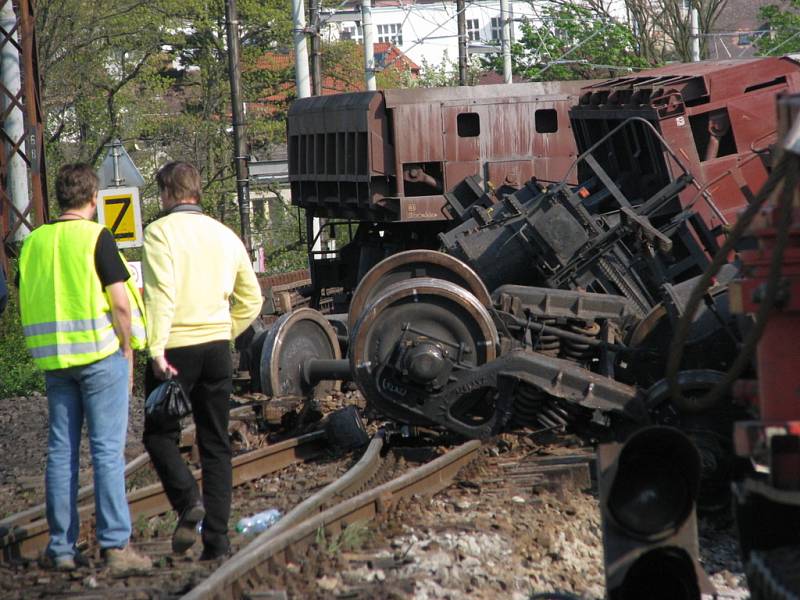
[598,426,714,600]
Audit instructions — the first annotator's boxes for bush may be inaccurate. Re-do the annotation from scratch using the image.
[0,284,45,397]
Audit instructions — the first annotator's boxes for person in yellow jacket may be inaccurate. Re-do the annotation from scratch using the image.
[142,161,261,560]
[17,163,152,575]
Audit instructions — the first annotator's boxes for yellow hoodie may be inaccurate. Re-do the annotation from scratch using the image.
[142,210,262,358]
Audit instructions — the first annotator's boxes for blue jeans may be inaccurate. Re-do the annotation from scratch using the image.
[44,350,131,558]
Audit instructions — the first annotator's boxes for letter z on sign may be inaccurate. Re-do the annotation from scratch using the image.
[97,186,143,248]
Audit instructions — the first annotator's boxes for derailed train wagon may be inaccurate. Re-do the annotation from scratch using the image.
[286,82,584,304]
[259,57,800,457]
[571,56,800,231]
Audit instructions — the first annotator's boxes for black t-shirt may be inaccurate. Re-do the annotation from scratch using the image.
[16,222,130,288]
[94,227,130,287]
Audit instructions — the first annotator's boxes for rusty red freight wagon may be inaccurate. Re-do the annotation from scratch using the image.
[288,82,584,222]
[572,57,800,234]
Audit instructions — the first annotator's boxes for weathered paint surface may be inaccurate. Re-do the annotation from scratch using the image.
[288,82,584,222]
[573,57,800,230]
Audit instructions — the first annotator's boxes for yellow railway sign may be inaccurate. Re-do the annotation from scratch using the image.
[96,187,143,248]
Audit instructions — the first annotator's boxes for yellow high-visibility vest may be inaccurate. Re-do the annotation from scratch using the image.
[18,219,147,370]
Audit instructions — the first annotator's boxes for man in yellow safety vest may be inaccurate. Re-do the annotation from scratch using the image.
[17,163,151,575]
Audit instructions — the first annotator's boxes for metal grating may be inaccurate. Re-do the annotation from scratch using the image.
[0,0,48,271]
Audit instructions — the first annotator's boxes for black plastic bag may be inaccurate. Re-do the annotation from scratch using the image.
[145,379,191,419]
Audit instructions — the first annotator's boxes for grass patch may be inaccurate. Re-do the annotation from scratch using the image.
[315,520,372,556]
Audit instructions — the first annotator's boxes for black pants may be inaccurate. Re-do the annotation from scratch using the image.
[143,340,232,553]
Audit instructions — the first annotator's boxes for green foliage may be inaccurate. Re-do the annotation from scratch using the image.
[482,3,652,81]
[0,284,45,398]
[756,2,800,56]
[37,0,305,261]
[258,195,308,275]
[315,520,372,556]
[413,52,482,88]
[321,40,416,91]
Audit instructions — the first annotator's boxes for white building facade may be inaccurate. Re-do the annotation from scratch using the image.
[324,1,536,69]
[323,0,629,71]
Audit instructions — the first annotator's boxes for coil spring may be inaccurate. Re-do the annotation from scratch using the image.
[560,319,601,363]
[532,318,560,357]
[512,383,573,430]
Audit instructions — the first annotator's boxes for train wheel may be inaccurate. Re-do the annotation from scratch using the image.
[349,277,498,430]
[259,308,341,398]
[348,249,492,327]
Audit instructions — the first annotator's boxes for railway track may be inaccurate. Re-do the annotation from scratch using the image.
[0,420,483,600]
[0,430,328,562]
[184,438,481,600]
[0,404,257,541]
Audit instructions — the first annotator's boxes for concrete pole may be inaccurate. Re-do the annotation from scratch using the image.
[500,0,512,84]
[1,1,30,241]
[225,0,252,256]
[292,0,312,98]
[309,0,322,95]
[457,0,467,86]
[690,8,701,62]
[361,0,376,91]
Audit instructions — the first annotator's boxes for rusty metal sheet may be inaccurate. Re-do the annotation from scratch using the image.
[444,160,480,191]
[486,160,534,188]
[573,57,800,228]
[442,106,480,163]
[382,81,585,106]
[395,195,449,222]
[392,101,445,166]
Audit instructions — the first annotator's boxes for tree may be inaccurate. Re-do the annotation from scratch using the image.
[756,1,800,56]
[37,0,175,165]
[507,0,728,69]
[36,0,297,233]
[321,40,416,91]
[621,0,729,62]
[414,51,482,87]
[484,2,651,81]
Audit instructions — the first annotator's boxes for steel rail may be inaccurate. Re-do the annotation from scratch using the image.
[182,439,481,600]
[0,452,150,535]
[0,405,255,536]
[186,432,386,599]
[0,431,328,562]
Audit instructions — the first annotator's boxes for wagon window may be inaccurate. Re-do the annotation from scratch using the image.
[535,109,558,133]
[457,113,480,137]
[690,108,737,162]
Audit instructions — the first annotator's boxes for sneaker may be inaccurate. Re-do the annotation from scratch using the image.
[172,503,205,554]
[104,545,152,576]
[39,553,76,572]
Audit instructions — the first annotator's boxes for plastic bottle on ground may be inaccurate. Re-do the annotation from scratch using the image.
[235,509,282,536]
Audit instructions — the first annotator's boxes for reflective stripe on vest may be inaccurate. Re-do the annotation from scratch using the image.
[23,314,114,337]
[19,220,121,370]
[28,329,119,359]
